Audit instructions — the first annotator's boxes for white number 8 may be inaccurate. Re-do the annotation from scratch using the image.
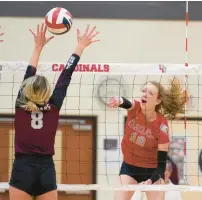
[31,112,43,129]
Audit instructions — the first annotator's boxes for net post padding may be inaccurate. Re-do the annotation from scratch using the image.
[0,182,202,192]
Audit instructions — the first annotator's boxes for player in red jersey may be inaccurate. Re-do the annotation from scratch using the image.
[9,23,99,200]
[109,80,185,200]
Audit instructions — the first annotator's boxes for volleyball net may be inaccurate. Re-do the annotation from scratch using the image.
[0,62,202,196]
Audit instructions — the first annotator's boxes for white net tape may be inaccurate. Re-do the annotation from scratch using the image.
[0,62,201,74]
[1,183,202,192]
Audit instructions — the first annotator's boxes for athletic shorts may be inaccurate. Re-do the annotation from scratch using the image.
[119,161,163,183]
[9,154,57,196]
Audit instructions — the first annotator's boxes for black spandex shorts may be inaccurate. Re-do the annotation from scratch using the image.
[9,154,57,196]
[119,161,162,183]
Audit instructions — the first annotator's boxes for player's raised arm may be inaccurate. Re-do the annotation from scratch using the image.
[49,24,99,110]
[16,23,54,108]
[0,26,4,42]
[23,23,54,81]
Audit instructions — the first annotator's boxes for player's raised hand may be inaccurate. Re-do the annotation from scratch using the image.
[109,97,123,108]
[0,26,4,42]
[29,23,54,49]
[77,24,100,48]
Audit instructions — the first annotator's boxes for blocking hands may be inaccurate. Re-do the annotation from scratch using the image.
[77,24,100,49]
[29,23,54,50]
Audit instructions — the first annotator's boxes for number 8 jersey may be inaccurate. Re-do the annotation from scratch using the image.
[14,54,80,155]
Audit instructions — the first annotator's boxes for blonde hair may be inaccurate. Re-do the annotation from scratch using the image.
[16,75,52,112]
[148,78,186,120]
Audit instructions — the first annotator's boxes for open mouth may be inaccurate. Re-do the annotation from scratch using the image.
[141,99,147,104]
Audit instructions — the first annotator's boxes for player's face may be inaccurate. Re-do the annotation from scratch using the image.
[140,83,161,111]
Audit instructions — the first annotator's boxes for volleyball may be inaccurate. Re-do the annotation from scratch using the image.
[45,7,73,35]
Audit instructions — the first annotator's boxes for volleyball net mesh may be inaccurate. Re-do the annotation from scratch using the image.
[0,62,202,194]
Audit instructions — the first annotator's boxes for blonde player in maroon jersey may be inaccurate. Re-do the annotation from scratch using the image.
[9,23,99,200]
[109,80,185,200]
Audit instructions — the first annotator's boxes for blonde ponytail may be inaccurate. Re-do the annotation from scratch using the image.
[21,101,39,112]
[16,75,52,112]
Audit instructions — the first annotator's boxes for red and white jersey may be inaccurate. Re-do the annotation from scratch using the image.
[122,100,169,168]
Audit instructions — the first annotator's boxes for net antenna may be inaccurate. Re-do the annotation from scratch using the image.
[183,0,189,185]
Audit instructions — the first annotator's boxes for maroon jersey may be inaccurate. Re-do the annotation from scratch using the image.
[14,54,80,155]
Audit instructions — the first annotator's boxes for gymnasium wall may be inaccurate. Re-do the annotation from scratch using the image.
[1,17,202,64]
[0,16,202,200]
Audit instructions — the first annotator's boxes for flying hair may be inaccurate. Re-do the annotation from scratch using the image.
[147,78,186,120]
